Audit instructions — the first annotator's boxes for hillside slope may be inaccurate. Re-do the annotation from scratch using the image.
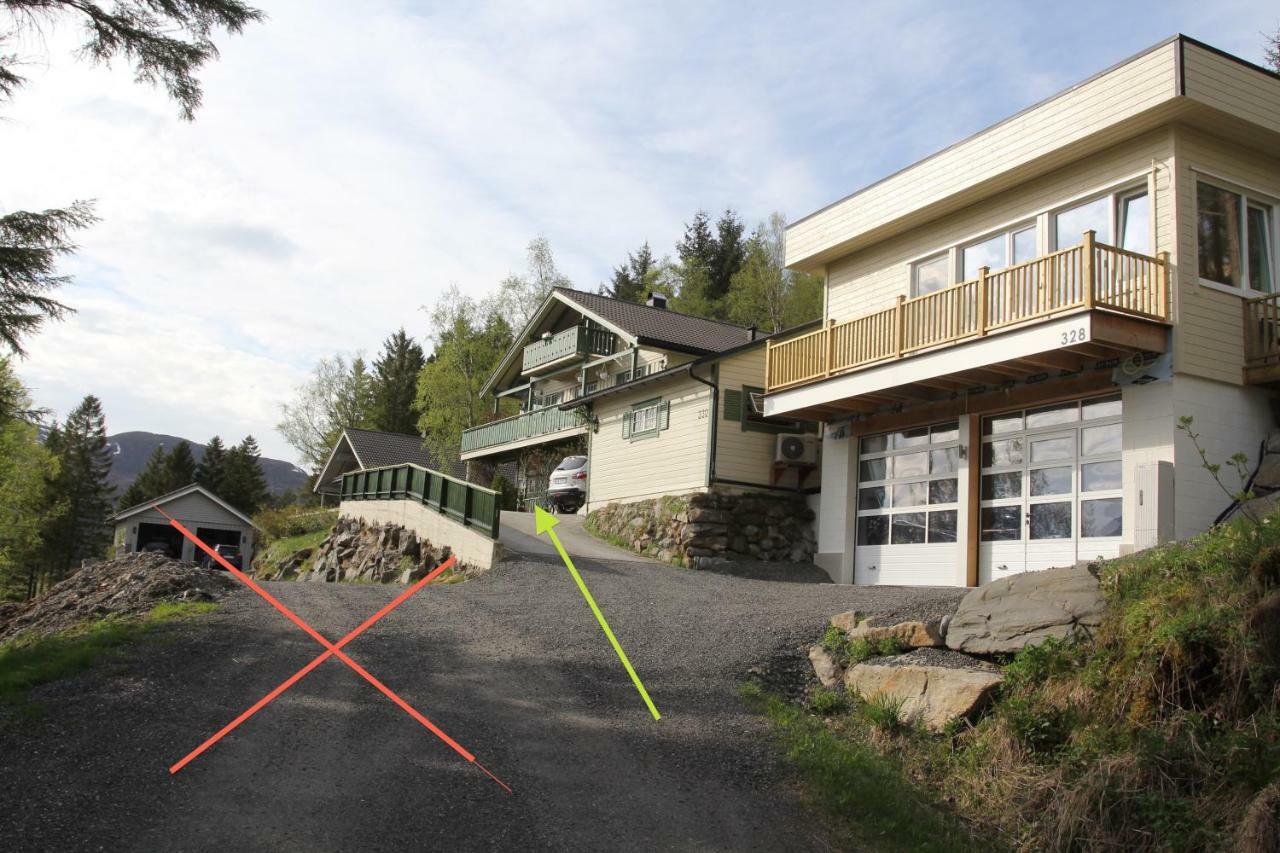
[106,431,308,495]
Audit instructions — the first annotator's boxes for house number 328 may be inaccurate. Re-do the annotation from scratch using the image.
[1061,327,1087,346]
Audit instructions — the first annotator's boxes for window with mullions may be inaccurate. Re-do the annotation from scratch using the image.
[1198,180,1276,294]
[622,397,669,441]
[856,421,959,546]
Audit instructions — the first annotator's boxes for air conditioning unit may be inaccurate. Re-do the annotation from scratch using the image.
[775,434,818,465]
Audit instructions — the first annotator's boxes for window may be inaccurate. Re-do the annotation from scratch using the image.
[960,223,1038,279]
[1055,196,1111,247]
[1198,180,1277,293]
[728,385,806,433]
[623,398,667,441]
[856,420,959,547]
[1119,190,1151,254]
[913,254,951,296]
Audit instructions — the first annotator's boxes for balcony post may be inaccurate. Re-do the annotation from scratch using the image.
[824,318,835,377]
[1157,250,1170,320]
[894,295,906,359]
[977,266,989,336]
[1082,230,1096,310]
[765,338,773,390]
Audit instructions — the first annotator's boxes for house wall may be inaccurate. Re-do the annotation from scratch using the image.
[824,129,1175,323]
[1182,41,1280,140]
[786,40,1179,269]
[586,375,712,511]
[1171,125,1280,384]
[115,492,255,562]
[714,345,807,489]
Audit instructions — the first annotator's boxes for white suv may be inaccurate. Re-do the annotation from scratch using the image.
[547,455,589,513]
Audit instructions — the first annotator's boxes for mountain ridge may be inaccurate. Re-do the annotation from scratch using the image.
[105,431,309,496]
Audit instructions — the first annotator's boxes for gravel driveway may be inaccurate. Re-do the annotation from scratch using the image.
[0,543,963,852]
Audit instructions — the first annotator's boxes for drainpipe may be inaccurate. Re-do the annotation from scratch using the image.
[689,363,719,487]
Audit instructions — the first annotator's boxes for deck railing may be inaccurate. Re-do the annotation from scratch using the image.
[460,405,587,455]
[340,463,500,539]
[522,324,616,374]
[1245,292,1280,373]
[766,232,1169,392]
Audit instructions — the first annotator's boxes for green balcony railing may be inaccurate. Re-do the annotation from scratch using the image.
[340,463,500,539]
[522,325,616,373]
[460,406,586,455]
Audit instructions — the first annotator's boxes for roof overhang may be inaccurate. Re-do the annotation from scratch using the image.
[312,429,362,494]
[109,483,259,529]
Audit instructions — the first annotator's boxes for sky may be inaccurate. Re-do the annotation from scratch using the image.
[3,0,1277,464]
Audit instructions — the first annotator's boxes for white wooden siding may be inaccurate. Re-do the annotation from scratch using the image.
[1182,41,1280,138]
[715,346,780,486]
[586,376,711,510]
[787,41,1179,270]
[1171,126,1280,384]
[825,130,1175,324]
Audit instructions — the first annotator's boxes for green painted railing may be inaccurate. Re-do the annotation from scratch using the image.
[522,325,616,373]
[340,463,500,539]
[460,406,586,455]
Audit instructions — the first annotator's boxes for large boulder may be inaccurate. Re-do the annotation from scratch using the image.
[844,658,1002,731]
[946,565,1105,655]
[808,644,844,688]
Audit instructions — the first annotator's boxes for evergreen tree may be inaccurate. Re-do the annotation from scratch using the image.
[0,360,62,600]
[222,436,269,515]
[602,242,655,302]
[45,395,113,579]
[331,356,375,437]
[709,209,745,304]
[676,211,716,270]
[116,445,168,509]
[370,329,426,434]
[165,440,197,488]
[196,435,228,494]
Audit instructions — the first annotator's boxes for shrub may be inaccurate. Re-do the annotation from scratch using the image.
[254,505,337,541]
[809,687,846,716]
[846,638,875,665]
[859,694,907,733]
[874,636,906,657]
[819,624,846,655]
[490,473,518,511]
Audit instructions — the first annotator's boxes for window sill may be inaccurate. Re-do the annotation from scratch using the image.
[1198,278,1273,300]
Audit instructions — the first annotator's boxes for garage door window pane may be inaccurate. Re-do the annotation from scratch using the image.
[931,422,959,443]
[1081,460,1122,491]
[1030,466,1072,496]
[1081,423,1121,456]
[983,413,1022,435]
[859,458,889,481]
[891,513,927,544]
[982,506,1021,541]
[894,427,929,449]
[858,487,887,510]
[930,447,958,475]
[1030,502,1072,539]
[858,515,888,546]
[1082,498,1123,537]
[928,510,958,543]
[895,451,928,477]
[1082,395,1121,420]
[982,472,1022,499]
[893,481,928,507]
[983,438,1023,467]
[1030,436,1073,463]
[930,478,958,504]
[860,434,888,455]
[1026,402,1079,429]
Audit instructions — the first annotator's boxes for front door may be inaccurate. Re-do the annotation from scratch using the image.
[979,395,1123,584]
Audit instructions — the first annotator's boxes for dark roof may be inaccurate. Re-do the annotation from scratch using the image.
[554,288,755,354]
[343,428,466,479]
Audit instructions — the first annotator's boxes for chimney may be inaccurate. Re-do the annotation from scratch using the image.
[646,292,667,309]
[748,325,758,341]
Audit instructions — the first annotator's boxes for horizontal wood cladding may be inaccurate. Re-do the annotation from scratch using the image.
[1182,42,1280,137]
[787,41,1179,269]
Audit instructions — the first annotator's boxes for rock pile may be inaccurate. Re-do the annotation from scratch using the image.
[0,552,238,644]
[587,488,816,569]
[287,516,471,584]
[808,564,1107,731]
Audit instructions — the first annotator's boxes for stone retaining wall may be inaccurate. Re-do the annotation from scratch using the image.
[585,488,816,568]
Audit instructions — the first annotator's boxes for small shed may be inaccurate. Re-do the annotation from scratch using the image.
[109,483,257,563]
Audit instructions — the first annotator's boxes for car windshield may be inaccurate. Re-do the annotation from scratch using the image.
[556,456,587,471]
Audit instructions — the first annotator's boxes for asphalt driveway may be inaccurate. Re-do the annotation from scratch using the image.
[0,537,964,852]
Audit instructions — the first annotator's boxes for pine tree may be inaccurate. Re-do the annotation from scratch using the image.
[117,445,169,509]
[165,440,197,489]
[331,357,375,436]
[370,330,426,434]
[45,395,113,578]
[222,436,269,515]
[602,242,655,302]
[709,209,746,304]
[196,435,228,494]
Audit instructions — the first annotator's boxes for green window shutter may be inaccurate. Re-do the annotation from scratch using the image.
[659,400,670,431]
[622,412,631,439]
[723,389,742,422]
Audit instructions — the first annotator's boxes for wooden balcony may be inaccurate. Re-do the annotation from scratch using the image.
[766,234,1169,397]
[522,325,616,375]
[460,406,587,460]
[1245,293,1280,385]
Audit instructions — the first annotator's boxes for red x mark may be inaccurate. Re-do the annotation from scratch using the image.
[155,507,510,792]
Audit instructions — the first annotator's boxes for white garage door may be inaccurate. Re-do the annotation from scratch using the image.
[854,420,961,585]
[979,394,1123,584]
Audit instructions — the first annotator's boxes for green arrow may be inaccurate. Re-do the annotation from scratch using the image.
[535,506,660,720]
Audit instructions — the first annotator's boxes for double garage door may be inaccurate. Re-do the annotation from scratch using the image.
[854,395,1123,586]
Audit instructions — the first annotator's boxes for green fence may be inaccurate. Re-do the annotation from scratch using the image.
[460,406,586,455]
[340,463,501,539]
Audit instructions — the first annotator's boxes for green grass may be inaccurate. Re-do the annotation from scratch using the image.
[740,681,983,852]
[255,528,328,578]
[0,601,219,710]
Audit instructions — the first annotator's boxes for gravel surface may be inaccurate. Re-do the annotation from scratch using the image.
[871,647,999,671]
[0,545,964,852]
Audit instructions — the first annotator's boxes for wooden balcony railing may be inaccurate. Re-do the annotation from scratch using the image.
[460,406,587,455]
[522,325,616,374]
[1245,292,1280,377]
[766,232,1169,392]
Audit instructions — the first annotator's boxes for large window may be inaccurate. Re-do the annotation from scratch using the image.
[1198,180,1276,294]
[913,254,951,296]
[961,223,1038,279]
[856,421,960,547]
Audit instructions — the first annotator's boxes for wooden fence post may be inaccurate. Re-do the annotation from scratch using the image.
[1158,250,1170,320]
[895,295,906,359]
[825,318,835,377]
[1082,230,1096,309]
[977,266,989,336]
